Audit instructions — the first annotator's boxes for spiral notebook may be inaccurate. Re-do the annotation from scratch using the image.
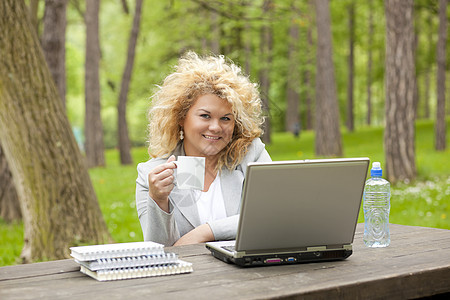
[70,241,165,261]
[76,253,179,271]
[70,241,193,281]
[79,260,193,281]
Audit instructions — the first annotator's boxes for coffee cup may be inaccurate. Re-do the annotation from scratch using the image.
[173,156,205,190]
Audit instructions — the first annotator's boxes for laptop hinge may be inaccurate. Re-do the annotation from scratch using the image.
[307,246,327,251]
[307,245,352,251]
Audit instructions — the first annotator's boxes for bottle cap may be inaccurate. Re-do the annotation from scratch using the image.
[371,162,382,177]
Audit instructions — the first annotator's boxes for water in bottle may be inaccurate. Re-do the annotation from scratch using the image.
[363,162,391,247]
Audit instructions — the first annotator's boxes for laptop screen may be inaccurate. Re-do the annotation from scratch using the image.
[235,158,370,252]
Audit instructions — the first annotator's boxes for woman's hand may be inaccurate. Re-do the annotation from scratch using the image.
[173,223,214,246]
[148,155,177,213]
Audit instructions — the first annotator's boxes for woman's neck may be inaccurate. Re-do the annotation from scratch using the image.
[203,156,219,192]
[204,156,218,174]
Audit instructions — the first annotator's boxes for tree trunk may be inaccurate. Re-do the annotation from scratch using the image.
[118,0,143,165]
[120,0,129,14]
[259,0,272,144]
[304,3,314,131]
[366,0,374,125]
[232,8,244,61]
[0,0,110,263]
[200,8,208,52]
[244,20,251,76]
[0,143,21,222]
[412,22,419,121]
[28,0,40,35]
[314,0,342,157]
[41,0,68,108]
[285,10,300,135]
[346,1,355,132]
[435,0,447,151]
[384,0,416,183]
[210,9,221,54]
[424,11,432,120]
[85,0,105,168]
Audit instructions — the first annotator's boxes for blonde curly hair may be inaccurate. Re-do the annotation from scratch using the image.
[147,51,264,171]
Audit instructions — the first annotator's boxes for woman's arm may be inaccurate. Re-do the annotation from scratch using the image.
[136,160,180,246]
[173,223,214,246]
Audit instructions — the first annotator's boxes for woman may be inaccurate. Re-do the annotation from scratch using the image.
[136,52,271,246]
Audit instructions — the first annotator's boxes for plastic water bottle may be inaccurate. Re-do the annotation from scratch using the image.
[363,162,391,247]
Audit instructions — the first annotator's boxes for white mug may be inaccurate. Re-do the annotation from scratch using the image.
[174,156,205,190]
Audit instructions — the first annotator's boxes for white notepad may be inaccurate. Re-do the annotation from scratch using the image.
[70,241,193,281]
[79,260,193,281]
[70,241,164,261]
[76,253,179,271]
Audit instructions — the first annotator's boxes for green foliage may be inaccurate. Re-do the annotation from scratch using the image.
[1,120,449,267]
[60,0,445,148]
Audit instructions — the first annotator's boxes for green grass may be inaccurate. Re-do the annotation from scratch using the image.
[87,147,154,244]
[0,219,23,266]
[1,120,449,266]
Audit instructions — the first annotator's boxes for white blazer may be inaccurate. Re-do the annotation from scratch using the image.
[135,138,271,246]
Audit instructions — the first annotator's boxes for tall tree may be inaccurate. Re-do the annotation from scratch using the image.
[200,7,209,52]
[423,11,432,120]
[285,5,300,135]
[209,8,221,54]
[366,0,374,125]
[118,0,143,165]
[412,13,420,121]
[0,0,110,262]
[384,0,416,183]
[303,1,315,131]
[230,4,244,60]
[85,0,105,167]
[259,0,273,144]
[435,0,447,151]
[0,143,21,222]
[346,1,355,132]
[243,12,251,75]
[314,0,342,157]
[41,0,68,108]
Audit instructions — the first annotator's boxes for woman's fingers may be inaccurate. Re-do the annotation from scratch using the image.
[148,155,178,204]
[152,158,176,175]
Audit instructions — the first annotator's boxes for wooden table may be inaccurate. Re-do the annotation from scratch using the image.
[1,224,449,299]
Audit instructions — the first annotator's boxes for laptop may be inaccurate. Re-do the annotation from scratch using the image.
[205,157,370,267]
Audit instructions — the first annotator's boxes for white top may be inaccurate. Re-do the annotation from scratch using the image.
[195,176,227,224]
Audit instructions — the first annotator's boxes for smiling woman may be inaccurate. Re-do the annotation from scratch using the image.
[135,51,271,247]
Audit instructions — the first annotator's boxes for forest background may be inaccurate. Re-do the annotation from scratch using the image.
[60,0,447,149]
[0,0,449,265]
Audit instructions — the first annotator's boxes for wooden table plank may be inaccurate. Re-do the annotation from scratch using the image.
[1,224,449,300]
[0,259,80,281]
